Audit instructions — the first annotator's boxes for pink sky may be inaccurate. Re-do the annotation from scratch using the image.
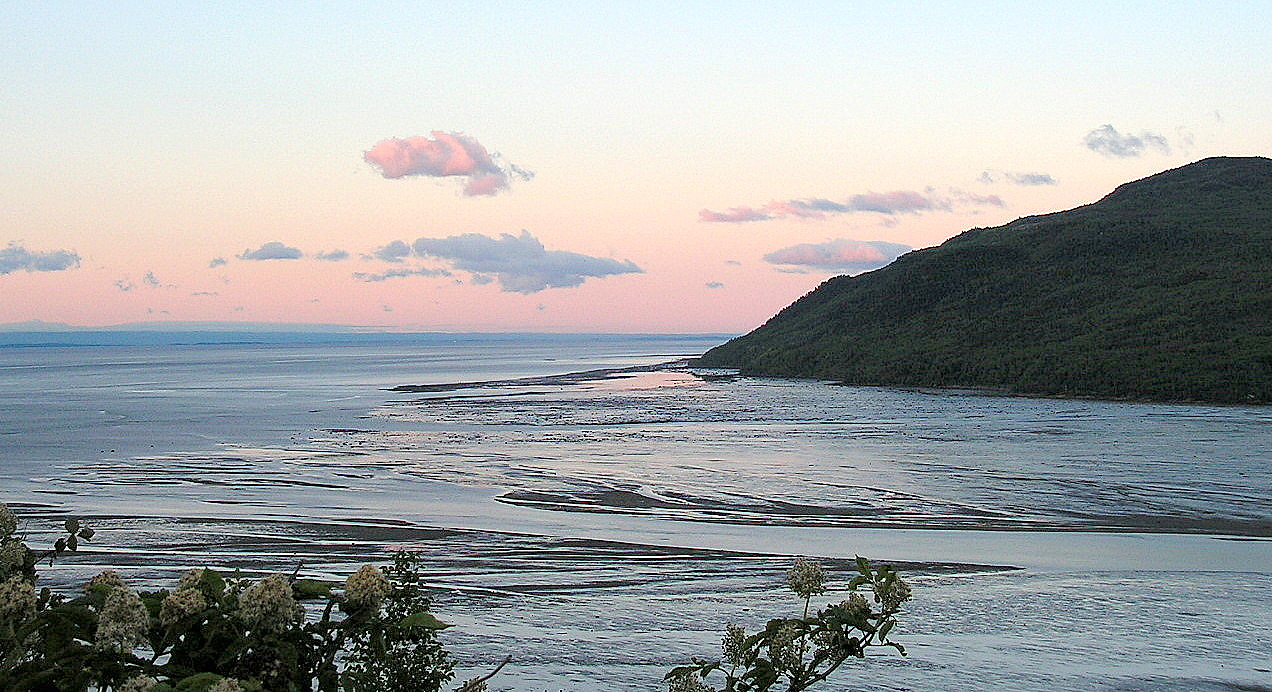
[2,4,1268,333]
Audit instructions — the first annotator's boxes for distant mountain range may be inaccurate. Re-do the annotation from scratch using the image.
[0,320,361,333]
[700,156,1272,404]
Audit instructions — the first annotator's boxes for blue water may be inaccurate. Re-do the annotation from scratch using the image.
[1,332,1269,691]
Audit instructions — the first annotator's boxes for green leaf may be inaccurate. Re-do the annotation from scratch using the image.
[78,527,95,540]
[64,518,80,534]
[292,578,333,600]
[67,534,77,551]
[855,555,871,576]
[398,612,451,629]
[879,620,894,639]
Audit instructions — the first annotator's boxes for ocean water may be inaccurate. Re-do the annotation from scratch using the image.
[1,332,1269,691]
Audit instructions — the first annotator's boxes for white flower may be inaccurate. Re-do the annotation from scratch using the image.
[0,575,36,626]
[96,584,149,652]
[117,675,158,692]
[207,678,244,692]
[344,565,390,610]
[237,574,301,633]
[0,504,16,537]
[786,558,827,599]
[160,588,208,626]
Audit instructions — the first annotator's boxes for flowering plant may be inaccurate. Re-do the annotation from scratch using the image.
[0,503,474,692]
[666,556,911,692]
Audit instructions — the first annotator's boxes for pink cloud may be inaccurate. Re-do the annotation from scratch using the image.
[698,206,773,223]
[363,132,531,196]
[763,238,911,273]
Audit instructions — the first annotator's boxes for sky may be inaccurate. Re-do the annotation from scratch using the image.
[2,1,1269,333]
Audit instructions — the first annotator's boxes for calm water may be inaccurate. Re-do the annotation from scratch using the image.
[2,332,1269,691]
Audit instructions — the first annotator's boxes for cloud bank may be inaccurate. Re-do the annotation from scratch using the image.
[238,242,302,261]
[411,230,642,293]
[363,132,532,196]
[700,189,1002,223]
[1083,124,1170,158]
[0,243,80,275]
[763,239,911,273]
[979,170,1058,186]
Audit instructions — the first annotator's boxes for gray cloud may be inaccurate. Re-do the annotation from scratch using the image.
[700,189,1001,223]
[191,291,219,297]
[114,279,135,292]
[352,266,452,282]
[209,257,228,268]
[1083,124,1170,158]
[371,240,412,263]
[0,243,80,275]
[412,230,642,294]
[705,281,724,289]
[764,238,911,273]
[979,170,1058,186]
[238,241,303,261]
[314,249,349,262]
[143,271,162,287]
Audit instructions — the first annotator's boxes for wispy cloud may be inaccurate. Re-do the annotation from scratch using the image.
[979,170,1058,186]
[1083,124,1170,158]
[314,249,349,262]
[705,281,724,289]
[363,131,532,196]
[0,243,80,275]
[763,238,911,273]
[411,230,642,294]
[238,242,302,261]
[113,279,135,292]
[700,189,1001,223]
[352,266,452,282]
[209,257,228,268]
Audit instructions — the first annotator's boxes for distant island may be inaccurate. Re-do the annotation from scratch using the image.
[699,156,1272,404]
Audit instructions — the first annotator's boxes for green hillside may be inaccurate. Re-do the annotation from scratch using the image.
[699,157,1272,403]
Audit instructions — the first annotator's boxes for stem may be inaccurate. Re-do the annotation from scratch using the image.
[458,655,512,691]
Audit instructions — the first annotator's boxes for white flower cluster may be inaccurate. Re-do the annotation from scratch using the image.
[207,678,244,692]
[785,558,827,599]
[842,592,871,619]
[0,540,26,576]
[95,580,149,652]
[178,568,210,591]
[721,622,746,666]
[160,587,208,626]
[667,671,716,692]
[767,621,802,671]
[875,575,912,611]
[237,574,302,633]
[0,575,36,626]
[0,504,16,537]
[117,675,158,692]
[344,564,390,610]
[86,569,126,594]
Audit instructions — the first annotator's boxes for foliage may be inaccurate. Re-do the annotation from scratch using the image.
[666,556,911,692]
[0,503,476,692]
[700,156,1272,404]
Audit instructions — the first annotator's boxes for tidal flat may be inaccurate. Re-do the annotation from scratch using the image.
[3,333,1269,690]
